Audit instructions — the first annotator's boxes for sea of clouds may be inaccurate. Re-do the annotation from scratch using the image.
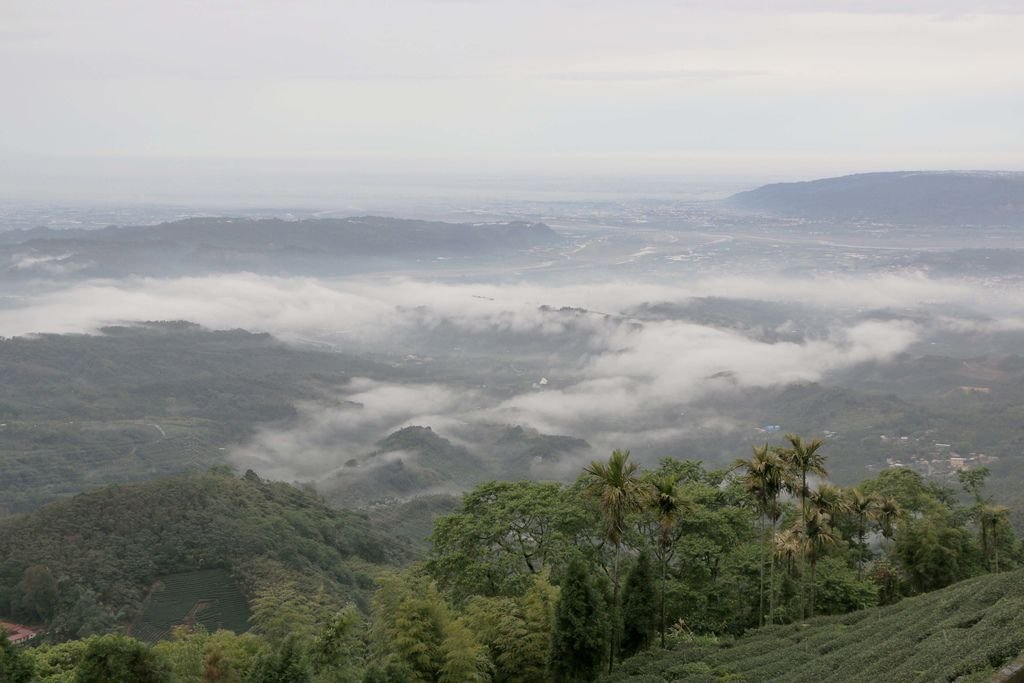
[1,271,1017,482]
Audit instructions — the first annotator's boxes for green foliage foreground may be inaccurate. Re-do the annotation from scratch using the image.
[0,470,408,642]
[2,438,1022,682]
[606,567,1024,683]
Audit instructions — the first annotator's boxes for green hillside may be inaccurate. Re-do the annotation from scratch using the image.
[0,322,392,514]
[321,426,491,506]
[0,469,409,642]
[606,568,1024,683]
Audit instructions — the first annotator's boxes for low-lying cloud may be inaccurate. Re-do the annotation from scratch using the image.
[481,318,919,436]
[2,271,1015,483]
[0,270,1009,341]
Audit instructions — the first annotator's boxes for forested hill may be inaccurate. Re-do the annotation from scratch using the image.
[0,216,562,279]
[725,171,1024,226]
[1,216,559,251]
[0,322,389,514]
[607,567,1024,682]
[0,470,409,642]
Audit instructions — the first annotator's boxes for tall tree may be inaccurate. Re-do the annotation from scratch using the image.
[369,573,450,682]
[309,606,365,682]
[806,486,846,617]
[647,473,690,646]
[733,444,787,626]
[877,495,901,541]
[428,481,592,603]
[620,551,657,658]
[773,526,808,621]
[781,435,828,523]
[581,449,649,672]
[464,571,558,683]
[370,571,490,683]
[957,467,1010,573]
[781,435,827,619]
[957,467,991,504]
[439,617,492,683]
[978,503,1011,573]
[847,487,883,578]
[550,559,606,683]
[895,515,973,593]
[520,572,559,678]
[17,565,58,623]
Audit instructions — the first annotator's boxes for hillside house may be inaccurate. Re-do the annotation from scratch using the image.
[0,621,40,645]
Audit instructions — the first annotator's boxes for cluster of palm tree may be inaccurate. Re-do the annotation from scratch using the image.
[582,440,902,662]
[958,466,1011,573]
[733,434,901,624]
[580,449,689,670]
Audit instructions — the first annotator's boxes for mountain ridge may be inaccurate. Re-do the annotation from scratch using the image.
[725,170,1024,226]
[0,215,561,279]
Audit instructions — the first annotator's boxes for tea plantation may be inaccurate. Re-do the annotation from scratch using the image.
[606,568,1024,683]
[131,569,250,643]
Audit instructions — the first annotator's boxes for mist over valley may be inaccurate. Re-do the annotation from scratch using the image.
[4,173,1024,523]
[5,2,1024,678]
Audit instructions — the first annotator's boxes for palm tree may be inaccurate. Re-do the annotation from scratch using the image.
[733,444,787,626]
[877,495,901,540]
[649,473,684,648]
[957,468,1011,574]
[774,527,807,578]
[801,484,849,618]
[977,502,1010,572]
[781,434,827,619]
[810,483,850,517]
[847,487,882,578]
[803,506,840,618]
[781,435,828,522]
[774,526,808,620]
[582,449,650,671]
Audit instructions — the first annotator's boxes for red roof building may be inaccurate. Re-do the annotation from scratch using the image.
[0,621,40,645]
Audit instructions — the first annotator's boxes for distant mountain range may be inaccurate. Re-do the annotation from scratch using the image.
[0,215,561,279]
[725,171,1024,226]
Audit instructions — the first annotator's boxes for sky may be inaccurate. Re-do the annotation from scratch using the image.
[2,0,1023,200]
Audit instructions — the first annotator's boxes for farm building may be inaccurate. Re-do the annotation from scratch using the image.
[0,621,40,645]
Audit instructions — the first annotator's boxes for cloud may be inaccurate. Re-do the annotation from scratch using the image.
[229,379,478,481]
[4,0,1022,178]
[543,68,770,82]
[0,271,1000,341]
[1,270,1011,482]
[483,318,920,437]
[9,253,91,275]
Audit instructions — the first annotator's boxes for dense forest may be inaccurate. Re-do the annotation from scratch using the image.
[2,435,1021,681]
[0,323,374,513]
[0,470,407,646]
[0,324,594,515]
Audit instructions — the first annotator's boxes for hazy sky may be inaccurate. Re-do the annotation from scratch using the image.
[2,0,1023,198]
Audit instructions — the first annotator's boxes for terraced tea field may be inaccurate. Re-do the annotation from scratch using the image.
[131,568,250,643]
[607,568,1024,683]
